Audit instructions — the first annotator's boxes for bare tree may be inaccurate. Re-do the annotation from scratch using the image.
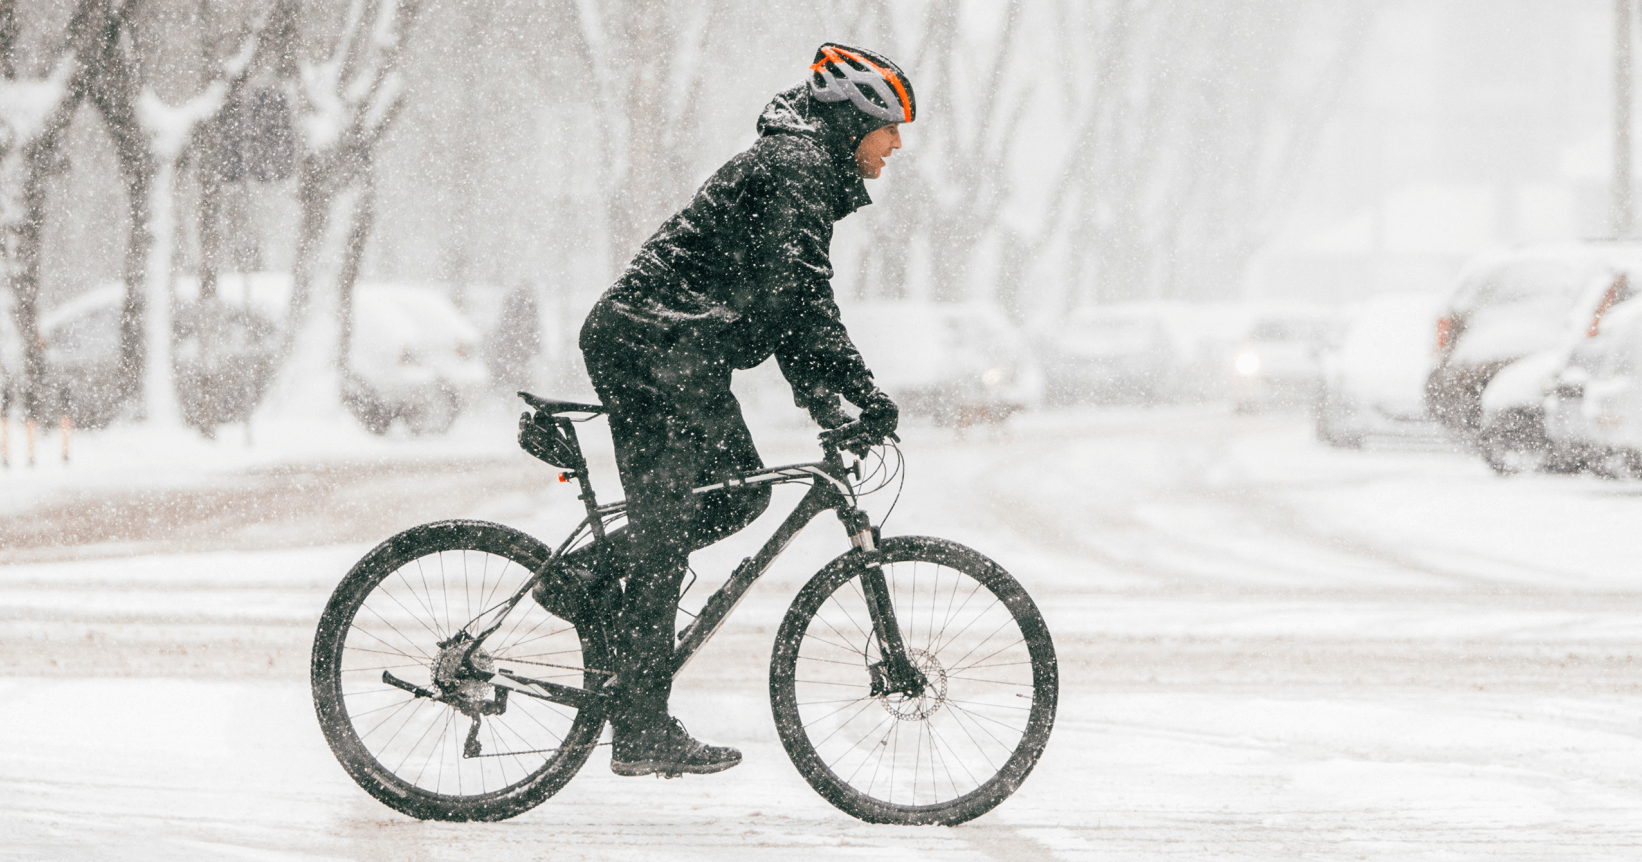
[560,0,727,273]
[251,0,422,422]
[286,0,421,342]
[1,0,108,427]
[35,0,278,425]
[858,1,1031,305]
[1041,0,1364,312]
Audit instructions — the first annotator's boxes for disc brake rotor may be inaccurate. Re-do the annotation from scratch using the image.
[877,649,947,721]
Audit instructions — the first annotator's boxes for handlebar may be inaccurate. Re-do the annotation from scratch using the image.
[819,420,899,458]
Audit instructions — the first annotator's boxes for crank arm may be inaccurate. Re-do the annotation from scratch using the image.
[382,671,438,700]
[491,669,607,710]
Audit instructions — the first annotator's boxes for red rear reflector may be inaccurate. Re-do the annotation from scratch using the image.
[1434,317,1452,354]
[559,473,570,483]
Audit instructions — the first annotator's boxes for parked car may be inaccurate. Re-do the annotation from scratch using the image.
[1229,312,1337,412]
[1542,297,1642,478]
[1315,294,1445,448]
[172,273,288,434]
[1426,242,1642,439]
[33,275,289,434]
[38,283,128,429]
[838,301,1043,427]
[1039,305,1182,405]
[1470,268,1639,474]
[343,283,489,435]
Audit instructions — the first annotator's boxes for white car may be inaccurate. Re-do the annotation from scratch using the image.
[1039,306,1182,405]
[344,284,489,435]
[1543,298,1642,477]
[1472,269,1638,474]
[838,301,1043,427]
[1427,242,1642,438]
[1315,294,1445,448]
[1229,313,1337,412]
[37,283,127,429]
[171,273,287,433]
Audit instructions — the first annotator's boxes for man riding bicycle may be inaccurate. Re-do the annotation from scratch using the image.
[546,44,915,778]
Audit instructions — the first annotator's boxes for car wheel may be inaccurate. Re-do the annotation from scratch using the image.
[1588,449,1639,480]
[342,374,393,436]
[1314,399,1363,449]
[406,386,461,436]
[1478,408,1550,476]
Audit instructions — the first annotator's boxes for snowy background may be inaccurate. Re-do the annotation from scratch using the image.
[7,0,1642,859]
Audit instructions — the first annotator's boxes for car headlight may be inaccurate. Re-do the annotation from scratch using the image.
[1235,351,1260,376]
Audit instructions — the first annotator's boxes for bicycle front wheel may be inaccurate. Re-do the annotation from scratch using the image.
[311,520,613,822]
[770,536,1058,825]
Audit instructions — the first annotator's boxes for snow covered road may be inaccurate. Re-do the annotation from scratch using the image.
[5,407,1642,859]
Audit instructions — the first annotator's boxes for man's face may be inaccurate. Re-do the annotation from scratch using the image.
[855,125,901,179]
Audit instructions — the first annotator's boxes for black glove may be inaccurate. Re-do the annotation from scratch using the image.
[856,390,899,440]
[819,390,899,456]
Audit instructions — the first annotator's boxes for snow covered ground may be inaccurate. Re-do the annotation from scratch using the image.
[4,404,1642,860]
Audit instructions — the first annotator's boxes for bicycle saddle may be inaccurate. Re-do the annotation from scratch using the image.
[518,392,606,416]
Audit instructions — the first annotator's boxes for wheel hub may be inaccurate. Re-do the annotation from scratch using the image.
[876,649,947,721]
[432,636,502,715]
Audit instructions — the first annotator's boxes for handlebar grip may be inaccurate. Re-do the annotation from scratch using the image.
[819,421,893,455]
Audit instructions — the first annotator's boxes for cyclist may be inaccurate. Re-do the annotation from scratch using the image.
[551,44,915,777]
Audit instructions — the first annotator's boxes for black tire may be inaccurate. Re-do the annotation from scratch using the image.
[407,386,462,436]
[1478,407,1549,476]
[769,536,1058,825]
[312,520,612,822]
[1314,399,1363,449]
[1589,448,1640,480]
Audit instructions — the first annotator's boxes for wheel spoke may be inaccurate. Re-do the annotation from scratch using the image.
[772,538,1055,824]
[314,523,610,820]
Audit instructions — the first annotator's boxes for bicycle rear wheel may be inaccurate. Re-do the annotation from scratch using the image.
[311,520,613,822]
[770,536,1058,825]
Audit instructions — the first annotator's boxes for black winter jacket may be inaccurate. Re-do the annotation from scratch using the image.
[580,84,882,411]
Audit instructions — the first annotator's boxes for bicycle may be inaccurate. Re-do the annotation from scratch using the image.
[311,392,1058,826]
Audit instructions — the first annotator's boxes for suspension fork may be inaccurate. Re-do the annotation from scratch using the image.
[841,505,924,696]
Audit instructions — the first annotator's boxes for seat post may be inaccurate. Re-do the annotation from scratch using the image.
[554,416,606,540]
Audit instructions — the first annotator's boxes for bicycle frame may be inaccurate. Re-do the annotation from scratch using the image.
[458,439,925,712]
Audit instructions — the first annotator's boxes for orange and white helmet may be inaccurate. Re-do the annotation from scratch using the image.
[809,43,916,126]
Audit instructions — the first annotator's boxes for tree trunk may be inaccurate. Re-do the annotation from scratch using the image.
[14,139,52,423]
[118,155,153,416]
[336,166,376,376]
[288,157,335,332]
[607,0,675,270]
[197,133,223,301]
[140,160,182,426]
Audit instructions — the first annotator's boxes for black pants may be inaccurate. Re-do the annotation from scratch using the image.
[577,335,771,732]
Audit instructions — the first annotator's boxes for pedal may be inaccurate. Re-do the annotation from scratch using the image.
[382,670,436,699]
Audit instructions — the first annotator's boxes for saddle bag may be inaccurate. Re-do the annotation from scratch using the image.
[518,411,587,471]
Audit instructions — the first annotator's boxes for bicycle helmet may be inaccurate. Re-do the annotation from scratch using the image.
[809,43,916,126]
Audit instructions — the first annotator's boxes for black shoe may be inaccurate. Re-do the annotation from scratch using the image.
[532,565,621,622]
[611,717,742,778]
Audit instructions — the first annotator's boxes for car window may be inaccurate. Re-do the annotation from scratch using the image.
[1466,260,1589,308]
[1249,319,1327,342]
[50,308,120,354]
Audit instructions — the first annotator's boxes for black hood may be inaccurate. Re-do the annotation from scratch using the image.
[756,82,892,169]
